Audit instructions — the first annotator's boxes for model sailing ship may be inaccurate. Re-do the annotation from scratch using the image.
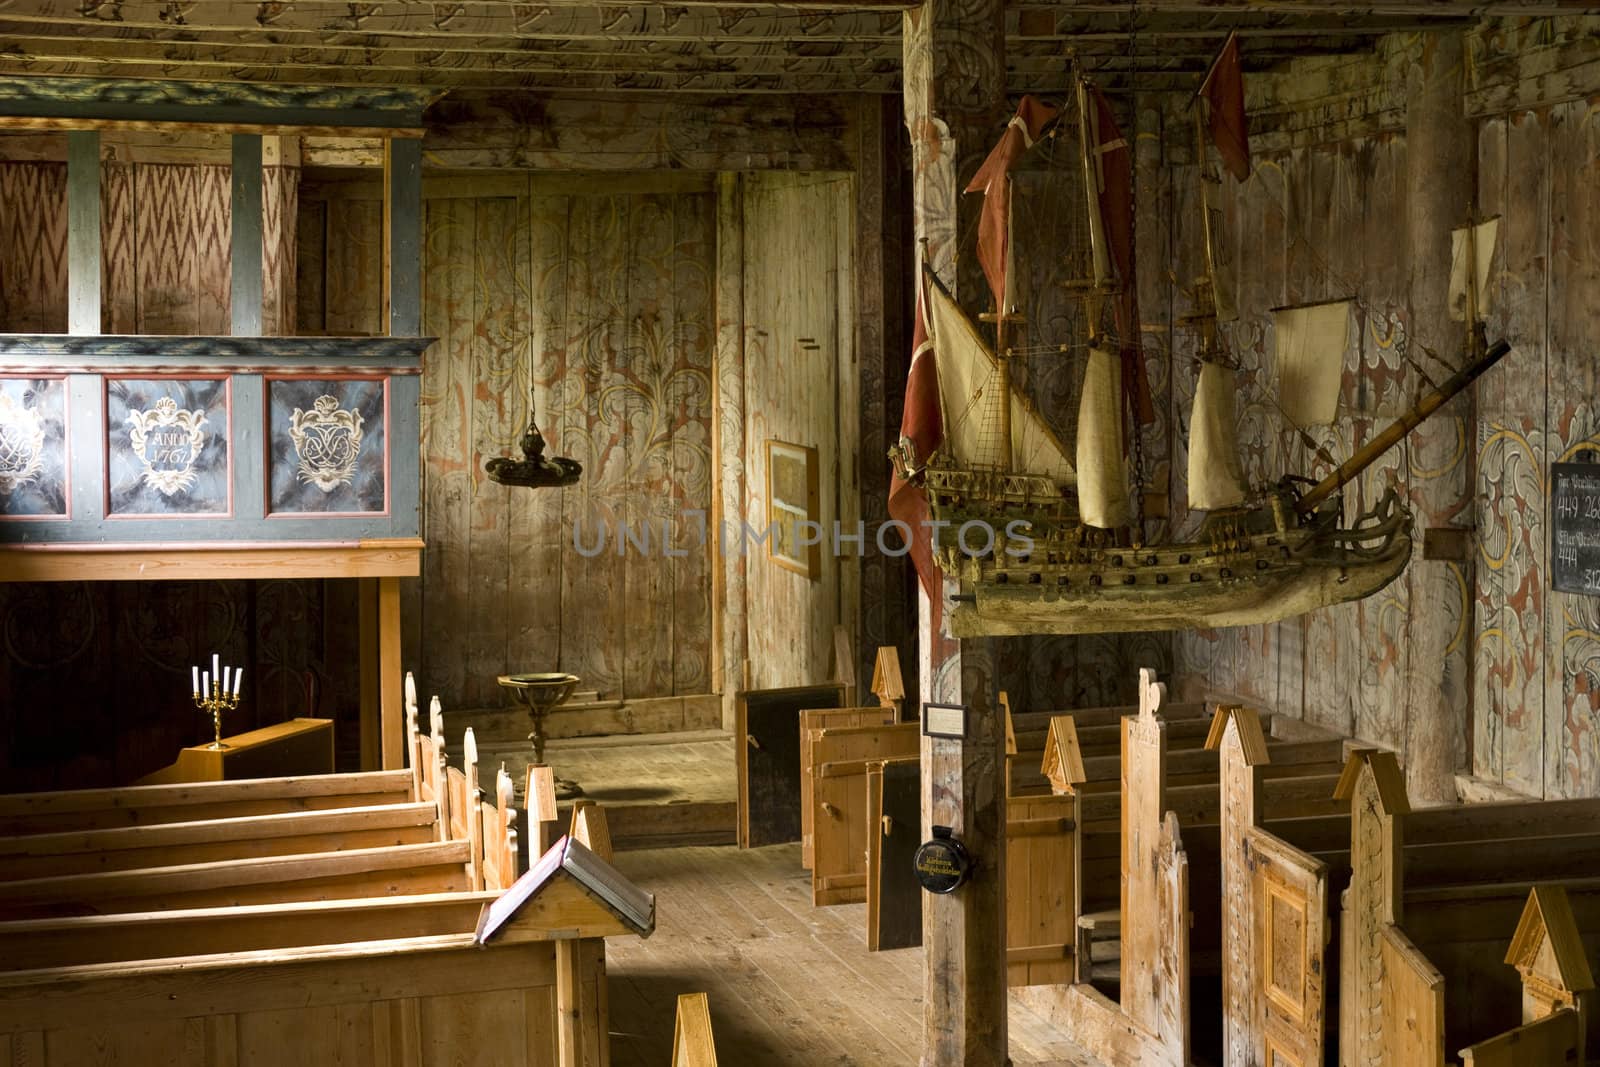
[890,40,1510,638]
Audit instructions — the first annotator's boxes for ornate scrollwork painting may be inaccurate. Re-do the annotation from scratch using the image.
[269,377,386,514]
[106,378,230,516]
[0,377,66,517]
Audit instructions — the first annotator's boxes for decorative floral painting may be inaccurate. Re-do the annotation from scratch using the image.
[268,377,386,514]
[106,377,229,516]
[0,377,67,518]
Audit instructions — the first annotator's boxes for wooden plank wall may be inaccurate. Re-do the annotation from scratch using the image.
[1169,18,1600,800]
[415,175,717,708]
[738,172,855,691]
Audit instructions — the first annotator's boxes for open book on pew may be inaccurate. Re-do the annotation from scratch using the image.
[475,834,654,944]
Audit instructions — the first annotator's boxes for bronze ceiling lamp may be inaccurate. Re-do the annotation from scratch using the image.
[484,388,582,489]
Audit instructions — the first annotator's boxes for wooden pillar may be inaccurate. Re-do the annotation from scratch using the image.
[379,576,404,769]
[369,135,422,769]
[384,136,423,338]
[66,130,99,336]
[230,133,264,336]
[713,172,747,732]
[902,5,1006,1062]
[1403,30,1474,805]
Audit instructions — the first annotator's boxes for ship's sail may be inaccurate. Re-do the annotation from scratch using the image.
[1187,360,1249,510]
[1077,346,1131,527]
[924,278,1076,486]
[1449,217,1498,322]
[1274,299,1352,427]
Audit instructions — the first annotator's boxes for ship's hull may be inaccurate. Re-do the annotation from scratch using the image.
[939,493,1414,637]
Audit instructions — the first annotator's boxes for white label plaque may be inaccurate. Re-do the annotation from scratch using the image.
[922,702,968,740]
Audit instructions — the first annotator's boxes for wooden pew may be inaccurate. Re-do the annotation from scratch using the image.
[0,838,476,919]
[1338,750,1600,1064]
[0,835,655,1067]
[1210,704,1348,1067]
[1005,700,1211,797]
[0,801,441,881]
[810,721,919,905]
[799,705,897,869]
[673,992,719,1067]
[1006,788,1077,987]
[735,682,846,848]
[1385,884,1594,1066]
[0,669,442,840]
[0,769,416,837]
[1458,886,1592,1065]
[865,755,921,951]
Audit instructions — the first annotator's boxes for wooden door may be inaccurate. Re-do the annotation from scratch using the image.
[1249,828,1330,1067]
[867,757,923,950]
[735,682,845,847]
[800,706,896,868]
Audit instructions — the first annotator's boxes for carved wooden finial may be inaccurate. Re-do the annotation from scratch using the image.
[1332,748,1410,814]
[404,671,417,718]
[871,646,905,707]
[1137,666,1165,723]
[1041,715,1087,794]
[570,800,614,862]
[429,694,445,752]
[1204,703,1270,765]
[1506,885,1596,1018]
[672,992,719,1066]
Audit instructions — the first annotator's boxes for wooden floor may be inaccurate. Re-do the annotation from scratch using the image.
[475,729,738,850]
[606,843,1103,1066]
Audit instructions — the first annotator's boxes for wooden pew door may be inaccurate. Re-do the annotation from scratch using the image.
[1248,828,1330,1067]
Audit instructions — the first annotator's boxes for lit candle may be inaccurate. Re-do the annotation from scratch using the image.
[202,671,209,697]
[222,666,231,696]
[192,665,200,693]
[233,667,243,698]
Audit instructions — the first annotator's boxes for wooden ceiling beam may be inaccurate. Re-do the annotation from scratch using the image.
[0,1,1463,43]
[0,2,907,43]
[0,21,1391,67]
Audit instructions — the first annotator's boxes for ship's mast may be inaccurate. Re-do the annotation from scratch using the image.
[1076,68,1108,339]
[1191,102,1221,359]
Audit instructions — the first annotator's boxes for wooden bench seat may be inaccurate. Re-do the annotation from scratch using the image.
[0,839,475,920]
[0,890,501,971]
[0,769,416,837]
[0,802,441,881]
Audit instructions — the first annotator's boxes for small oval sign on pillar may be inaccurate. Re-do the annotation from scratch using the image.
[913,825,973,894]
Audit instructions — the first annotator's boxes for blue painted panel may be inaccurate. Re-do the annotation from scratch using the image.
[106,377,231,517]
[0,336,429,544]
[0,377,68,518]
[267,377,387,515]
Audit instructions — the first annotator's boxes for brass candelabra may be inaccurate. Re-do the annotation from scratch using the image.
[191,656,243,750]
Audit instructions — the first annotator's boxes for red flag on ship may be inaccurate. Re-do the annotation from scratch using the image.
[964,95,1059,312]
[1200,32,1251,182]
[887,283,941,621]
[1085,82,1155,427]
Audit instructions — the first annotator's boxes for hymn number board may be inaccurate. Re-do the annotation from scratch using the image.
[1552,461,1600,596]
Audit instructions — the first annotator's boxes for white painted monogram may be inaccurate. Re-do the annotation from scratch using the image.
[0,392,44,494]
[289,394,364,492]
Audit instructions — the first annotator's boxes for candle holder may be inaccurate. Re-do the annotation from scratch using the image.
[193,676,242,750]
